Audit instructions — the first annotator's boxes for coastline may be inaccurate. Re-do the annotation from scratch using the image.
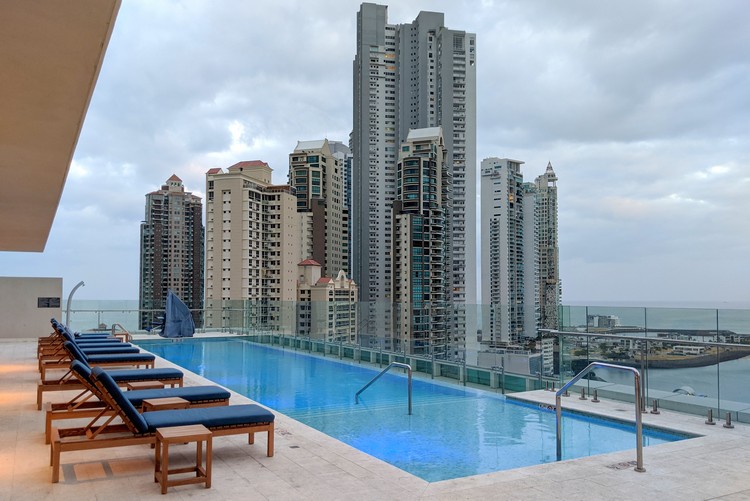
[579,349,750,371]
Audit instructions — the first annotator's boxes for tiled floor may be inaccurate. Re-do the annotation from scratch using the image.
[3,338,750,500]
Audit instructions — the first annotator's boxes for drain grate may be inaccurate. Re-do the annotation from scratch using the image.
[606,460,637,470]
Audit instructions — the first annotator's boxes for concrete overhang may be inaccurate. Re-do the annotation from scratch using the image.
[0,0,121,251]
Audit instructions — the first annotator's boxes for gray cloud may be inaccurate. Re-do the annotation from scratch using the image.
[4,0,748,307]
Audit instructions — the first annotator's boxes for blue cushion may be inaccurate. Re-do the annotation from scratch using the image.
[64,341,89,362]
[124,386,231,407]
[108,368,183,382]
[79,346,140,355]
[91,366,149,433]
[143,404,274,432]
[72,338,124,345]
[86,353,155,364]
[70,360,94,383]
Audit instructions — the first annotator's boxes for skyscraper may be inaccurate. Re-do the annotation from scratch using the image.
[480,158,561,346]
[480,158,530,345]
[534,162,561,330]
[288,139,348,278]
[328,140,354,276]
[391,127,451,356]
[139,175,203,329]
[352,3,476,351]
[204,161,301,332]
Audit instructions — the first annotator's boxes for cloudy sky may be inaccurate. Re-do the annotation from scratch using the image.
[4,0,749,306]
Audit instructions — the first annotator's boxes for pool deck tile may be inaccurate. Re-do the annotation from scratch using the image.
[3,338,750,500]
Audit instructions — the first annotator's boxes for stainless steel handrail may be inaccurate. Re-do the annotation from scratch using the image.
[555,361,645,472]
[110,323,132,343]
[355,362,412,415]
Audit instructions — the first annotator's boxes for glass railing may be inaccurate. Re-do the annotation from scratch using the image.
[556,330,750,424]
[62,300,750,422]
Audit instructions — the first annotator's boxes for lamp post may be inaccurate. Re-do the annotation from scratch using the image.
[65,281,85,328]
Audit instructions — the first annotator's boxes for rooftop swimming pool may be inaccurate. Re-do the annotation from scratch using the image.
[136,337,690,482]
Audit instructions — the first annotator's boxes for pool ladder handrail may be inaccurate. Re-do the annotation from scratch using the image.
[110,323,132,343]
[555,361,645,472]
[355,362,412,415]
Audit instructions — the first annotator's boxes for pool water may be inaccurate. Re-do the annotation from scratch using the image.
[137,337,688,482]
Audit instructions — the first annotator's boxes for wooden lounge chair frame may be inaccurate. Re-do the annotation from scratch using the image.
[39,341,155,380]
[50,374,273,483]
[36,366,183,410]
[43,365,228,444]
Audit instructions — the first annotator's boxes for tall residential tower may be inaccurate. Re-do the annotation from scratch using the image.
[480,159,529,345]
[288,139,349,278]
[352,3,476,354]
[204,161,301,332]
[139,175,203,329]
[480,158,561,346]
[391,127,452,356]
[535,162,561,330]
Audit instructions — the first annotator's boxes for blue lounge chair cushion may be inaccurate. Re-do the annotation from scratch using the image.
[64,341,90,362]
[70,358,183,383]
[61,330,124,346]
[70,360,94,381]
[142,404,274,433]
[65,340,153,364]
[91,366,273,435]
[86,352,155,364]
[124,386,231,407]
[79,346,140,355]
[108,368,183,382]
[70,360,227,406]
[73,339,126,345]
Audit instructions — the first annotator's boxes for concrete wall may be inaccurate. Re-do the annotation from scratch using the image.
[0,277,61,339]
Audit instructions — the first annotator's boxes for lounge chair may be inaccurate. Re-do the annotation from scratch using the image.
[50,366,274,483]
[44,361,231,444]
[39,321,128,355]
[36,359,184,410]
[38,322,120,357]
[38,330,139,370]
[40,341,156,379]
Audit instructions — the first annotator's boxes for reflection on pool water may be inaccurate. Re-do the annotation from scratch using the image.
[137,337,689,482]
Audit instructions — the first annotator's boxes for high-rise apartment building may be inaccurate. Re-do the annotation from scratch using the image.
[139,175,203,329]
[534,162,560,330]
[328,140,354,276]
[204,161,301,332]
[480,158,561,346]
[288,139,348,278]
[353,3,476,354]
[480,158,531,345]
[391,127,451,356]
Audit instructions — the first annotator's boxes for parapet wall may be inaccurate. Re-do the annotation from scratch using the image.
[0,277,61,339]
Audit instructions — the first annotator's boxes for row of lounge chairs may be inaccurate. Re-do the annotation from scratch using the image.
[37,323,184,409]
[40,319,275,484]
